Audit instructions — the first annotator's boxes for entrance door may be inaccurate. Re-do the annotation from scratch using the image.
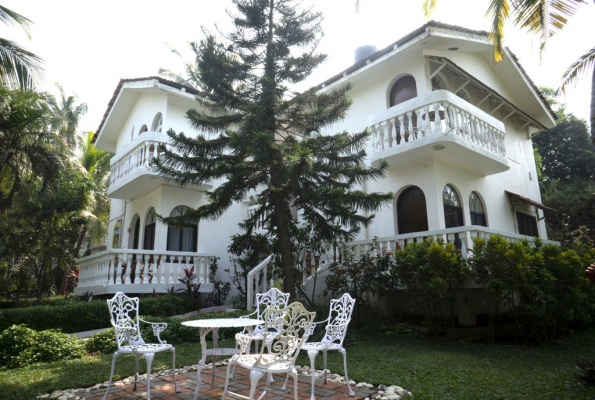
[397,186,429,234]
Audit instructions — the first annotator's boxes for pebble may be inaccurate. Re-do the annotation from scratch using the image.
[35,363,413,400]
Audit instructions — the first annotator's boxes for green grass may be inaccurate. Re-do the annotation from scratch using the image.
[1,330,595,400]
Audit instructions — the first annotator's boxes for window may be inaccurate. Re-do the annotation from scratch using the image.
[431,75,447,91]
[151,113,163,132]
[389,75,417,107]
[457,89,471,103]
[138,124,148,135]
[443,185,464,228]
[517,212,538,237]
[166,206,197,252]
[143,208,156,250]
[469,192,487,227]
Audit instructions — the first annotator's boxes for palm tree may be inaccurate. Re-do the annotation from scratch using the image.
[0,87,62,212]
[158,43,201,89]
[0,4,43,89]
[75,131,112,254]
[559,46,595,139]
[48,84,88,149]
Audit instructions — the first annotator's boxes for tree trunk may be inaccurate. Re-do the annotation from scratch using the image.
[273,192,296,301]
[591,66,594,144]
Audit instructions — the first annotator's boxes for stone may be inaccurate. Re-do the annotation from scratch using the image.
[387,395,401,400]
[58,396,68,400]
[37,395,50,399]
[378,385,387,391]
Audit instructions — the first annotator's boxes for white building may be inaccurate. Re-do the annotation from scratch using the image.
[75,22,557,300]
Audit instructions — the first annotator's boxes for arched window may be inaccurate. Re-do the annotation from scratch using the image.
[151,113,163,132]
[397,186,429,234]
[431,75,447,91]
[389,75,417,107]
[166,206,197,252]
[139,124,148,135]
[469,192,487,227]
[443,185,464,228]
[143,208,156,250]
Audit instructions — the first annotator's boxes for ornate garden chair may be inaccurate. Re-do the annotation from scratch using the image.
[102,292,179,400]
[282,293,356,400]
[222,302,316,400]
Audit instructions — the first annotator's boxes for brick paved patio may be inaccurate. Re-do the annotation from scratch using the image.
[79,365,376,400]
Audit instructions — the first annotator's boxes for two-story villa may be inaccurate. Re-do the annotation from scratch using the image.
[75,22,557,303]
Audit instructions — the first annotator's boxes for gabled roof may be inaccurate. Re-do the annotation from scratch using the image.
[312,20,556,122]
[93,77,200,142]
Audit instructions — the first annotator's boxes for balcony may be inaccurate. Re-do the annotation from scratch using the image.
[369,90,509,175]
[107,131,211,200]
[74,249,215,296]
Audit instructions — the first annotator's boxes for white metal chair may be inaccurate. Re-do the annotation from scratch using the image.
[223,302,316,400]
[282,293,356,400]
[102,292,179,400]
[240,288,290,350]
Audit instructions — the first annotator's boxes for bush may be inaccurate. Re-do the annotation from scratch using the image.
[0,325,85,368]
[393,238,468,334]
[0,295,195,333]
[85,328,117,354]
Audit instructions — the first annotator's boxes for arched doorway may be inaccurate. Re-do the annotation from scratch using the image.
[128,214,140,249]
[397,186,429,234]
[389,75,417,107]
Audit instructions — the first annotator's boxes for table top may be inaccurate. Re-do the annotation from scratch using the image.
[181,318,264,328]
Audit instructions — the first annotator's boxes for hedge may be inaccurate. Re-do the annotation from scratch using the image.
[0,295,195,333]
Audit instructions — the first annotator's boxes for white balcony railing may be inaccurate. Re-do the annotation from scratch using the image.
[108,131,169,190]
[341,225,558,260]
[369,90,506,159]
[247,204,268,231]
[76,249,214,292]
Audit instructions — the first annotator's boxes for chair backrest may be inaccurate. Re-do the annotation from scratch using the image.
[106,292,145,349]
[322,293,356,345]
[255,288,290,319]
[255,302,315,369]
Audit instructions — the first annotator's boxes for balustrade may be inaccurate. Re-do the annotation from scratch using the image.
[369,90,506,159]
[76,249,214,290]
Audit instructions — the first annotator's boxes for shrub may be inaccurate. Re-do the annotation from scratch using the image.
[0,325,85,368]
[0,295,195,333]
[393,238,468,334]
[85,328,117,354]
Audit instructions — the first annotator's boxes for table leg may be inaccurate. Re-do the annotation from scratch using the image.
[212,328,219,387]
[194,327,212,400]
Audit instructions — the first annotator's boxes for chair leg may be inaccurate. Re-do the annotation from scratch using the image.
[171,347,180,393]
[222,360,234,400]
[323,350,328,384]
[134,353,140,391]
[143,353,155,400]
[339,348,355,396]
[102,352,120,400]
[307,350,319,400]
[281,373,290,391]
[291,368,299,400]
[264,372,272,400]
[249,370,264,400]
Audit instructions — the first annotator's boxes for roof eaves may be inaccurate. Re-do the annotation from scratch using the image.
[93,77,201,143]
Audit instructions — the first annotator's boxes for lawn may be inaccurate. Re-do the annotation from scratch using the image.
[1,329,594,400]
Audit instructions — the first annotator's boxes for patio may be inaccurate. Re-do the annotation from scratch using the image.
[45,364,378,400]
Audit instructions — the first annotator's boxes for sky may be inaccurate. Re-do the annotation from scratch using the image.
[3,0,594,134]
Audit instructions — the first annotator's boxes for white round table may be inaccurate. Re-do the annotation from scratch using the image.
[182,318,264,400]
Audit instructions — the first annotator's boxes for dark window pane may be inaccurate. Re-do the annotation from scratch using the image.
[516,212,538,237]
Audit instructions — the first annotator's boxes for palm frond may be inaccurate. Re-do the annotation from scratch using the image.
[0,38,43,90]
[0,5,32,37]
[559,46,595,94]
[422,0,441,18]
[486,0,510,62]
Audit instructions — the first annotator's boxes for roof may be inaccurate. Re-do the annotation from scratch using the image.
[93,77,200,142]
[505,191,555,212]
[312,21,488,91]
[311,20,556,122]
[426,55,553,129]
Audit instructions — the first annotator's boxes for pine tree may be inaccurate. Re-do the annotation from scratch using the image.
[154,0,392,300]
